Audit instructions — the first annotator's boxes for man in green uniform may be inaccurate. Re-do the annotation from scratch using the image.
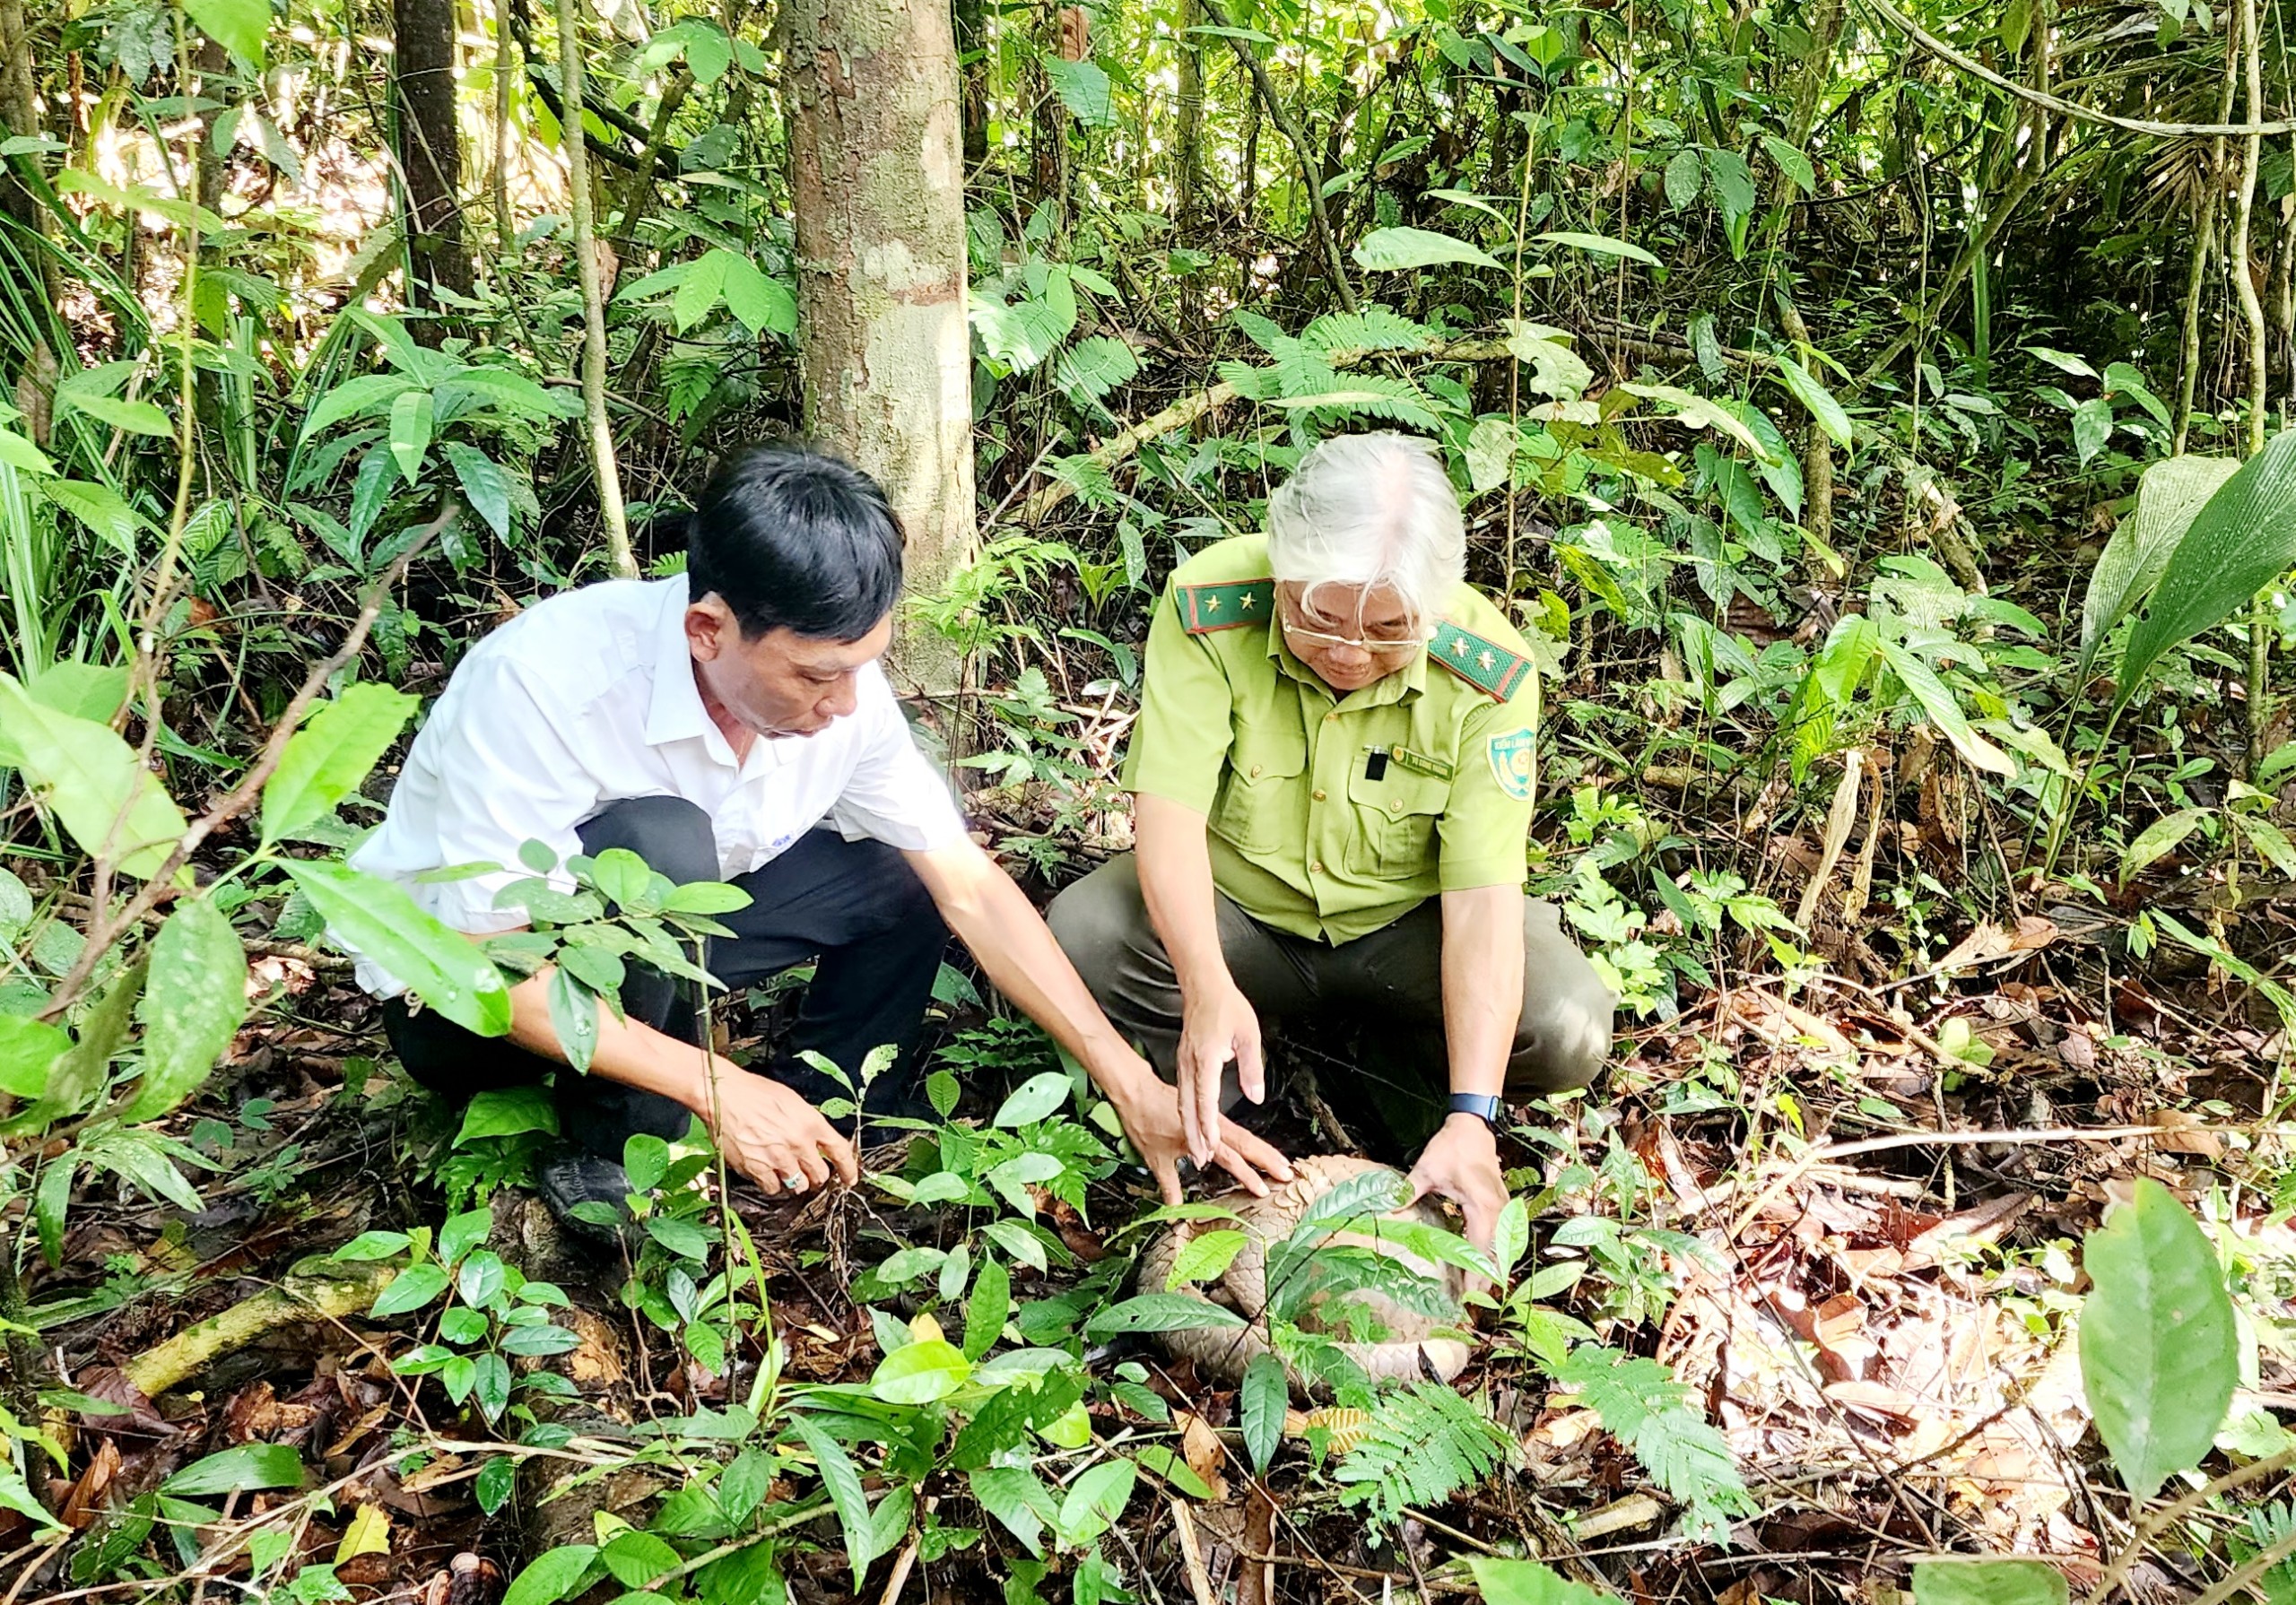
[1048,432,1613,1248]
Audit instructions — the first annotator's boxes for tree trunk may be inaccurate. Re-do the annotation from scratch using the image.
[395,0,471,316]
[785,0,977,693]
[0,0,43,244]
[1174,0,1202,231]
[955,0,988,169]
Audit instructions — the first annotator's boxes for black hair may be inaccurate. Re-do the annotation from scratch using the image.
[684,442,905,640]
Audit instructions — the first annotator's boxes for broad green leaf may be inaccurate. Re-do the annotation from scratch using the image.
[601,1530,680,1588]
[1354,226,1502,272]
[870,1338,971,1404]
[1240,1351,1287,1474]
[2079,1178,2238,1498]
[674,249,730,332]
[262,681,419,844]
[457,1085,559,1143]
[163,1444,304,1497]
[994,1071,1074,1127]
[964,1255,1010,1360]
[58,392,171,438]
[287,862,513,1036]
[2072,395,2114,465]
[30,963,144,1124]
[2237,814,2296,877]
[500,1544,598,1605]
[1534,230,1662,266]
[718,254,797,336]
[1619,383,1776,463]
[1504,320,1594,400]
[1469,1558,1620,1605]
[0,426,55,475]
[1760,134,1816,194]
[1040,55,1117,127]
[1055,1457,1135,1547]
[1703,149,1757,244]
[546,967,598,1075]
[2118,430,2296,708]
[370,1261,447,1317]
[2078,455,2240,672]
[969,1465,1053,1556]
[659,881,752,915]
[0,1016,69,1098]
[389,386,434,482]
[27,662,128,724]
[126,897,247,1122]
[2120,807,2208,880]
[0,674,186,878]
[2024,344,2100,379]
[1911,1560,2068,1605]
[2105,361,2171,429]
[1085,1293,1246,1338]
[443,442,514,539]
[34,1153,72,1265]
[38,480,143,553]
[186,0,268,65]
[78,1128,203,1210]
[0,1464,64,1532]
[1162,1229,1248,1289]
[300,373,416,439]
[1772,355,1853,447]
[789,1417,874,1586]
[1663,148,1703,210]
[1874,639,2015,776]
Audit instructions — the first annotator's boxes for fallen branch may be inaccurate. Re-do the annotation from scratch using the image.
[124,1258,399,1397]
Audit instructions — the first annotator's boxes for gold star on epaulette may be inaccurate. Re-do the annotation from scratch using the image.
[1179,579,1276,633]
[1429,620,1533,700]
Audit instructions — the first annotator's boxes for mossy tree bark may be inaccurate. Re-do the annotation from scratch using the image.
[785,0,977,693]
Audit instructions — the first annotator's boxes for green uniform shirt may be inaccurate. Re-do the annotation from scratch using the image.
[1121,534,1541,944]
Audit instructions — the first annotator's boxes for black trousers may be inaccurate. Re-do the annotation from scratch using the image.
[385,795,949,1158]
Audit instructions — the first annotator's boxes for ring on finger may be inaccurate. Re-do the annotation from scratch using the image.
[780,1173,807,1192]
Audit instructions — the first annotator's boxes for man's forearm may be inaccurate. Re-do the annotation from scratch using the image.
[909,845,1155,1102]
[1133,793,1231,1002]
[506,969,714,1115]
[1440,885,1525,1098]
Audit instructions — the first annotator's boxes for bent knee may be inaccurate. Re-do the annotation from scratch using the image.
[578,794,719,887]
[1508,970,1617,1097]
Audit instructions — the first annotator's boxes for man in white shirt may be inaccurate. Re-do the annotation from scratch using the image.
[354,444,1291,1230]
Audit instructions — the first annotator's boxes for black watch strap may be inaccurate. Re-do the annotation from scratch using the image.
[1448,1092,1503,1127]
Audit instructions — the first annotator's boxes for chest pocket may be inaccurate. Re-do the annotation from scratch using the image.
[1344,763,1449,878]
[1210,724,1307,855]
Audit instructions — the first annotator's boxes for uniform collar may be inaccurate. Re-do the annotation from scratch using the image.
[643,576,716,749]
[1265,614,1429,707]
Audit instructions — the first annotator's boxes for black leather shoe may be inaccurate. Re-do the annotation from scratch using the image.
[536,1153,636,1245]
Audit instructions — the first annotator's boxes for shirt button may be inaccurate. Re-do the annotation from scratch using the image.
[1311,860,1325,874]
[1312,789,1326,801]
[1390,800,1405,816]
[1324,713,1338,724]
[1250,764,1264,778]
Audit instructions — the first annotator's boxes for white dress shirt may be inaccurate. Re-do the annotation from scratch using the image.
[346,576,969,997]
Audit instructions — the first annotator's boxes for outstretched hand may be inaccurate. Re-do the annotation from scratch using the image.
[1407,1113,1509,1264]
[1176,978,1265,1165]
[1113,1070,1293,1205]
[700,1070,859,1197]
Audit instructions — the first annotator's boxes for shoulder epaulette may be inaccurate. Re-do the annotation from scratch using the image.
[1178,578,1274,633]
[1429,620,1532,700]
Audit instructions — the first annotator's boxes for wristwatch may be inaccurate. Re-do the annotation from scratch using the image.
[1448,1092,1503,1128]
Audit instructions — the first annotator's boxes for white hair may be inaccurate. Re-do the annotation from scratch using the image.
[1264,432,1465,628]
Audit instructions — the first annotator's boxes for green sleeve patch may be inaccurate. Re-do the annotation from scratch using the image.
[1430,620,1532,700]
[1178,579,1274,633]
[1486,727,1536,800]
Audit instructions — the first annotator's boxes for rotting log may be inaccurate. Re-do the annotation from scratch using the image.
[124,1258,399,1398]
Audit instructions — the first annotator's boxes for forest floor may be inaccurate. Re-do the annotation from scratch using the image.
[15,744,2296,1605]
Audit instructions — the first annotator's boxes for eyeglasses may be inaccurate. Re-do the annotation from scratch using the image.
[1282,624,1431,653]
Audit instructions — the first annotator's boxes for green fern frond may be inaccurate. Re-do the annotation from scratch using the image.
[1551,1345,1753,1540]
[1334,1383,1516,1529]
[1300,305,1433,358]
[1268,374,1441,432]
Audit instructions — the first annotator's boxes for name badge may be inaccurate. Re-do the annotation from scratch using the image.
[1387,746,1453,781]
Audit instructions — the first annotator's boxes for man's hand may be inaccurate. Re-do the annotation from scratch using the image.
[1407,1113,1509,1260]
[1110,1070,1292,1206]
[1176,978,1264,1165]
[696,1071,859,1197]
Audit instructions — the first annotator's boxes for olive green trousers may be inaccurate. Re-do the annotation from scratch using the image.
[1047,854,1614,1143]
